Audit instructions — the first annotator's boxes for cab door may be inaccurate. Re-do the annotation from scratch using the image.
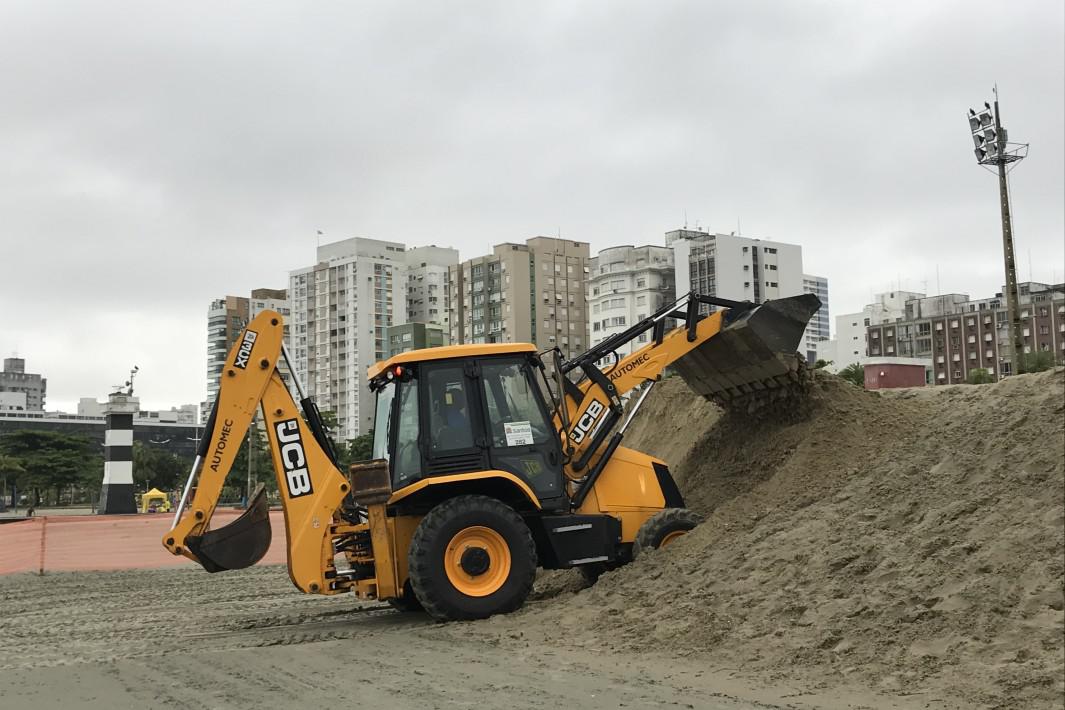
[419,360,490,476]
[477,357,564,503]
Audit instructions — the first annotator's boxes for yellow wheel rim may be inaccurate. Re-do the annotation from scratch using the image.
[659,530,687,547]
[444,526,511,597]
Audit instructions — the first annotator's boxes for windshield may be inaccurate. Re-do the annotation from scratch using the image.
[372,384,395,461]
[481,361,551,448]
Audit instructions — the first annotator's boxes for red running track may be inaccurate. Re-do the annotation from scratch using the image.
[0,510,288,575]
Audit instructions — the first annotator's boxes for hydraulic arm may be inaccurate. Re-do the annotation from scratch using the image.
[163,311,354,594]
[547,291,821,495]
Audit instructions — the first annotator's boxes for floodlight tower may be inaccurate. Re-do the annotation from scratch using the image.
[968,88,1029,375]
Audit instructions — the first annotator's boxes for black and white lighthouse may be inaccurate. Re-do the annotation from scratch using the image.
[97,389,138,514]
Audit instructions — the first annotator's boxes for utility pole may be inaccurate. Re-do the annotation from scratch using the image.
[968,89,1029,376]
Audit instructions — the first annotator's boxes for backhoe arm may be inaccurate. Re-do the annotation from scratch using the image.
[163,310,351,594]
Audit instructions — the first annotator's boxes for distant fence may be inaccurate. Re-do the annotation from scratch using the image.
[0,510,288,575]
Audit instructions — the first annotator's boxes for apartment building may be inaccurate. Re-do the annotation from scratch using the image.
[449,237,591,357]
[817,290,925,372]
[587,245,675,356]
[865,282,1065,384]
[386,322,446,358]
[250,288,290,325]
[802,275,830,363]
[289,238,407,440]
[668,229,804,310]
[404,245,459,333]
[205,289,290,410]
[0,358,46,411]
[205,296,250,408]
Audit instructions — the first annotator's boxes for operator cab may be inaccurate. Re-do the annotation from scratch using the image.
[368,345,565,508]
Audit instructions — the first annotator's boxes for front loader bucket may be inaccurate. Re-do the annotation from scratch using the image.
[185,485,271,573]
[673,293,821,407]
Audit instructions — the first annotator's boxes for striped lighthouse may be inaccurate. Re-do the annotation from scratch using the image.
[98,391,138,514]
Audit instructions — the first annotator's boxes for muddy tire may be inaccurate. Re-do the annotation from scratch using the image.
[408,495,537,621]
[387,579,423,613]
[632,508,703,559]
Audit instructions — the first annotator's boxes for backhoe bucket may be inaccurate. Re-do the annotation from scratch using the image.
[185,485,271,573]
[673,294,821,406]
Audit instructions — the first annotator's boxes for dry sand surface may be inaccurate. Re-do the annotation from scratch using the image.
[0,370,1060,709]
[0,566,919,710]
[502,369,1065,710]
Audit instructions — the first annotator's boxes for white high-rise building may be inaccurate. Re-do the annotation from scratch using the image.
[205,289,289,411]
[817,290,925,372]
[250,288,290,323]
[802,275,830,363]
[289,238,408,441]
[668,229,804,307]
[404,245,459,333]
[587,245,675,356]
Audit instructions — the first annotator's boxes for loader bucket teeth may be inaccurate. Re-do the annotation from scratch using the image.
[673,293,822,406]
[185,486,271,573]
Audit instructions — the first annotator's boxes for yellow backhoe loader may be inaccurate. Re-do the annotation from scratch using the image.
[164,291,819,620]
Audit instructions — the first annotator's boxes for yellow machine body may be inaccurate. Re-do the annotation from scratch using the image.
[164,291,819,619]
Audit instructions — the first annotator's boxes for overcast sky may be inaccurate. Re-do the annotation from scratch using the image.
[1,0,1062,413]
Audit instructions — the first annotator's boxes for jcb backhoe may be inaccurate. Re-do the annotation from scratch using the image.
[164,291,819,620]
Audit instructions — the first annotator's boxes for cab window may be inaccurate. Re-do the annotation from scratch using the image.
[481,361,551,448]
[371,384,395,461]
[427,366,474,453]
[392,380,422,485]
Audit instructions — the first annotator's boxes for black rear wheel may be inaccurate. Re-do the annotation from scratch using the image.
[632,508,703,559]
[408,495,537,621]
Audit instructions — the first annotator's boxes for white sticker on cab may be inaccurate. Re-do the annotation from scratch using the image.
[503,421,534,446]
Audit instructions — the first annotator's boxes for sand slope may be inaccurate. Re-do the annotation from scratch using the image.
[511,369,1065,709]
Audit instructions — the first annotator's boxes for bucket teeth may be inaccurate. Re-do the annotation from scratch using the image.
[674,294,820,409]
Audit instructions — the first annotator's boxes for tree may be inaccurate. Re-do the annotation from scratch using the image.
[230,425,277,501]
[813,359,833,370]
[1021,351,1056,373]
[132,442,190,491]
[0,454,25,508]
[0,431,101,505]
[966,368,994,385]
[838,363,865,387]
[342,432,374,467]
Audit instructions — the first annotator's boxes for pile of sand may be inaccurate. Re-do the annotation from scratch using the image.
[515,369,1065,709]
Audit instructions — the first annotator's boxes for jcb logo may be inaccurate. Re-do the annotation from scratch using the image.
[234,330,258,369]
[275,419,313,498]
[569,399,605,444]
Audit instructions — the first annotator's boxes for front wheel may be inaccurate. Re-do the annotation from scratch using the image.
[408,495,537,621]
[387,579,424,613]
[632,508,703,559]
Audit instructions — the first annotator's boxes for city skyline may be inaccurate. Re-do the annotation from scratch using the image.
[2,1,1062,411]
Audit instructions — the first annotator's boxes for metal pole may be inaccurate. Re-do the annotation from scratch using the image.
[994,97,1026,375]
[246,426,253,506]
